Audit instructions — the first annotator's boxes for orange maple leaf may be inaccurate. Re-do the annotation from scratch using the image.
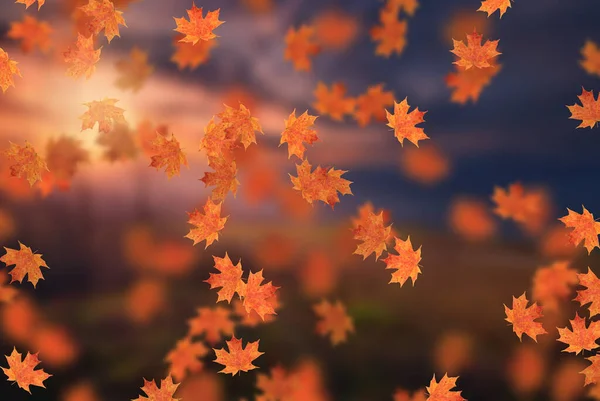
[97,123,139,162]
[387,0,419,16]
[426,374,464,401]
[165,337,207,382]
[218,103,263,149]
[5,141,48,186]
[382,236,422,286]
[386,98,429,147]
[394,388,427,401]
[504,292,547,342]
[0,242,49,288]
[2,348,51,393]
[80,98,126,133]
[204,253,244,302]
[532,261,578,311]
[290,159,352,208]
[451,30,500,70]
[0,48,21,93]
[233,293,280,327]
[213,336,263,375]
[284,25,321,71]
[312,82,356,121]
[115,47,154,92]
[576,268,600,317]
[582,355,600,386]
[370,8,407,57]
[133,376,179,401]
[185,199,228,248]
[313,10,358,51]
[200,118,238,161]
[171,34,216,70]
[239,270,279,321]
[354,84,395,126]
[280,109,319,159]
[445,63,501,104]
[43,136,89,194]
[449,198,497,241]
[63,33,102,80]
[188,306,234,344]
[567,88,600,129]
[352,209,392,261]
[8,15,52,54]
[400,144,450,185]
[15,0,44,9]
[557,313,600,354]
[256,366,296,401]
[492,182,543,225]
[581,40,600,77]
[478,0,512,18]
[174,4,223,45]
[241,0,273,13]
[0,271,18,304]
[149,133,188,178]
[200,156,239,201]
[79,0,127,43]
[559,206,600,254]
[314,299,354,345]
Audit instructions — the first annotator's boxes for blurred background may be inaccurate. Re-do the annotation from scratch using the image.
[0,0,600,400]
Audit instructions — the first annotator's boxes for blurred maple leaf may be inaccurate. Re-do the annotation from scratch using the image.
[386,98,429,146]
[433,331,473,375]
[174,372,223,401]
[370,6,408,57]
[0,48,21,93]
[238,270,279,320]
[504,292,547,342]
[0,242,48,288]
[241,0,273,13]
[559,206,600,254]
[188,306,234,343]
[557,313,600,354]
[446,63,501,104]
[383,236,422,286]
[149,133,188,178]
[200,118,238,162]
[79,0,127,43]
[134,376,179,401]
[394,388,427,401]
[8,15,52,54]
[96,123,139,162]
[313,82,356,121]
[538,224,579,259]
[32,324,79,368]
[575,268,600,317]
[581,40,600,77]
[400,144,450,185]
[354,84,394,126]
[125,278,165,324]
[532,261,578,312]
[136,120,169,156]
[314,299,354,345]
[426,374,464,401]
[0,271,18,304]
[300,250,338,297]
[201,156,239,201]
[552,359,586,401]
[171,34,216,70]
[186,199,228,248]
[5,141,48,186]
[63,33,102,80]
[492,182,551,234]
[478,0,513,18]
[567,88,600,129]
[582,355,600,387]
[115,47,154,92]
[256,366,296,401]
[444,10,490,45]
[313,10,358,51]
[1,297,41,343]
[62,381,100,401]
[352,208,392,261]
[451,30,500,69]
[506,344,545,395]
[284,25,321,71]
[165,337,208,382]
[280,109,319,159]
[42,136,89,195]
[213,336,263,375]
[80,98,126,133]
[290,159,352,208]
[2,348,51,393]
[174,4,223,45]
[205,253,244,303]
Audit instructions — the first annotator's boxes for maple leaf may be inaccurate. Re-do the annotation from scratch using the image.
[174,4,223,45]
[387,0,419,16]
[386,98,429,147]
[382,236,422,286]
[63,33,102,80]
[370,9,407,57]
[313,10,358,51]
[233,293,280,327]
[354,84,395,126]
[44,136,89,191]
[314,299,354,345]
[239,270,279,320]
[149,133,188,178]
[445,63,501,104]
[185,199,228,248]
[218,103,263,149]
[426,374,464,401]
[395,388,427,401]
[97,123,139,162]
[171,34,216,70]
[2,348,51,393]
[557,313,600,354]
[241,0,273,13]
[213,336,263,375]
[8,15,52,54]
[451,30,500,70]
[352,209,392,261]
[199,118,238,163]
[400,144,450,185]
[15,0,44,9]
[532,261,578,311]
[1,242,49,288]
[576,268,600,317]
[582,355,600,387]
[165,337,207,382]
[256,366,296,401]
[5,141,48,186]
[492,183,545,226]
[200,156,239,201]
[0,48,22,93]
[204,253,244,303]
[581,40,600,77]
[290,159,352,208]
[478,0,512,18]
[115,47,154,92]
[567,88,600,129]
[0,271,18,304]
[504,292,547,342]
[284,25,321,71]
[280,109,319,159]
[188,306,234,343]
[559,206,600,254]
[79,0,127,43]
[133,376,179,401]
[312,82,356,121]
[80,98,126,133]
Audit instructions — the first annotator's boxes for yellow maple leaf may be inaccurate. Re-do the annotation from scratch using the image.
[63,33,102,80]
[115,47,154,92]
[4,141,48,186]
[80,98,126,133]
[0,48,21,93]
[149,132,188,178]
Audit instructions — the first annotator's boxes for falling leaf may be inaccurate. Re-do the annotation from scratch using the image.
[582,355,600,387]
[185,199,228,248]
[451,30,500,70]
[125,278,165,324]
[204,253,244,303]
[256,366,296,401]
[449,198,496,241]
[284,25,321,71]
[313,10,358,50]
[165,337,208,382]
[426,374,465,401]
[492,183,550,233]
[388,0,419,16]
[149,133,188,178]
[394,388,427,401]
[352,208,392,261]
[136,120,169,156]
[1,242,48,288]
[0,48,21,93]
[63,33,102,80]
[241,0,273,13]
[581,40,600,77]
[354,84,395,126]
[213,336,263,375]
[445,63,501,104]
[478,0,513,18]
[62,381,100,401]
[532,261,578,311]
[171,34,216,70]
[433,331,473,375]
[559,206,600,254]
[200,118,238,161]
[300,250,339,297]
[8,15,53,54]
[290,159,352,208]
[280,109,319,159]
[383,236,422,286]
[80,98,126,133]
[96,123,139,162]
[16,0,45,9]
[314,299,354,345]
[239,270,279,321]
[504,292,547,342]
[567,88,600,129]
[42,136,89,195]
[115,47,154,92]
[557,313,600,354]
[312,82,356,121]
[79,0,127,43]
[5,141,48,186]
[551,359,586,401]
[2,348,51,393]
[218,103,263,149]
[370,7,407,57]
[174,4,223,44]
[188,306,234,344]
[0,271,18,304]
[134,376,179,401]
[386,98,429,147]
[400,144,450,185]
[200,156,239,201]
[576,268,600,317]
[506,344,545,395]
